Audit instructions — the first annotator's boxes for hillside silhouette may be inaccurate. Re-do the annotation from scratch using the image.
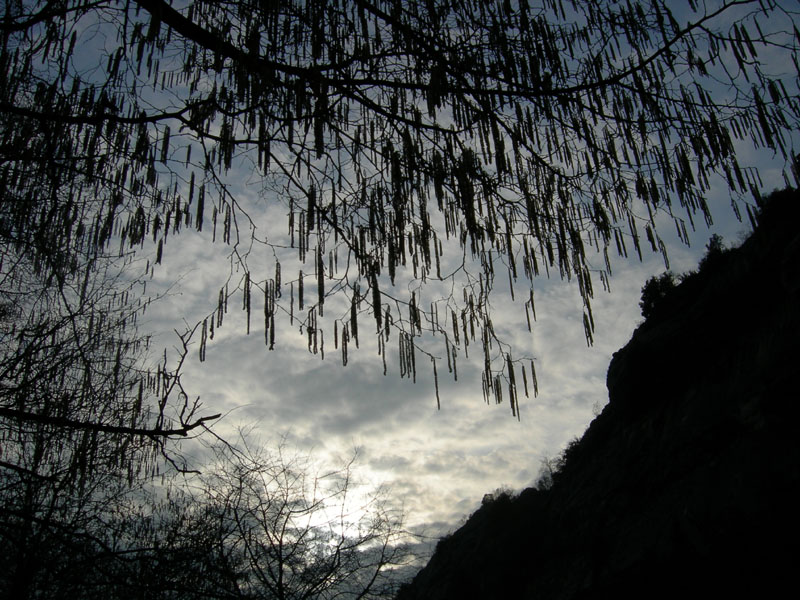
[397,188,800,600]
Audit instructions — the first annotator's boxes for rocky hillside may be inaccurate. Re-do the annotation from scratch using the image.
[396,188,800,600]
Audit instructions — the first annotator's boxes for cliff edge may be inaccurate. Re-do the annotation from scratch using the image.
[397,188,800,600]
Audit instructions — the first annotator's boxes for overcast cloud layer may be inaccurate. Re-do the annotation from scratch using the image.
[137,165,771,543]
[117,6,800,545]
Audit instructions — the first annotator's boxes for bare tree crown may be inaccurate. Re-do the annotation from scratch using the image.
[2,0,798,413]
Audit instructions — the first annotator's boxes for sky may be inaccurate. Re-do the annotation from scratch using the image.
[139,158,780,545]
[115,0,800,555]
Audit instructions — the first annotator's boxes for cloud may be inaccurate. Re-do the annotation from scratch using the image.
[139,156,781,538]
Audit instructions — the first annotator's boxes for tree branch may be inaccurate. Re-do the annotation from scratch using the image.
[0,405,220,438]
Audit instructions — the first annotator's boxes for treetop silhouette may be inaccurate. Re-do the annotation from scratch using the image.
[3,0,799,412]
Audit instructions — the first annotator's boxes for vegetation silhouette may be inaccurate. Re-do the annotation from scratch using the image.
[1,0,799,410]
[638,232,731,319]
[639,271,677,319]
[0,431,416,598]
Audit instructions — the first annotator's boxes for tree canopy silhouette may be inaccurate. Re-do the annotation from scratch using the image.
[2,0,799,411]
[0,241,216,598]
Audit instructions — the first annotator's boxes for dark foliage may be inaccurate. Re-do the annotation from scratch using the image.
[697,233,727,271]
[2,0,798,408]
[639,271,676,319]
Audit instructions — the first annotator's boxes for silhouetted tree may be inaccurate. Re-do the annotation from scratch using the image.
[158,437,418,599]
[0,196,217,598]
[2,1,799,408]
[639,271,677,319]
[698,233,728,271]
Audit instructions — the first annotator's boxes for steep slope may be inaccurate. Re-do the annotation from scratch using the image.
[397,188,800,600]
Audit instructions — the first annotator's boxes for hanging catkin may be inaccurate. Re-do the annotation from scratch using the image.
[432,358,440,409]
